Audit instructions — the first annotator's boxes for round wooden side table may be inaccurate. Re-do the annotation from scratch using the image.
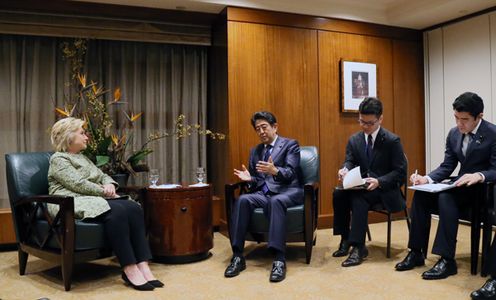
[145,185,213,263]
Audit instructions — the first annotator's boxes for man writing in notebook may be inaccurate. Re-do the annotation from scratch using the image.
[332,97,407,267]
[396,92,496,280]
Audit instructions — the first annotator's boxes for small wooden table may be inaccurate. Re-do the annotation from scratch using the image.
[144,185,213,263]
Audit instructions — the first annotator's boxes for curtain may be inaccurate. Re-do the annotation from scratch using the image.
[0,34,208,208]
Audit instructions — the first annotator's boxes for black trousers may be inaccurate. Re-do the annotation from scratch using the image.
[94,200,152,267]
[332,189,382,246]
[230,191,300,253]
[487,237,496,277]
[408,188,472,259]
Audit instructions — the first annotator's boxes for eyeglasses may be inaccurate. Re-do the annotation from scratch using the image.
[358,119,379,126]
[254,124,270,132]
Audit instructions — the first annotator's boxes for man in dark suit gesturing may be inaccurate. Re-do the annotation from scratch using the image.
[332,97,407,267]
[224,111,303,282]
[396,92,496,281]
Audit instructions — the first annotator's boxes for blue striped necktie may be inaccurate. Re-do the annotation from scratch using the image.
[263,145,273,161]
[261,145,273,194]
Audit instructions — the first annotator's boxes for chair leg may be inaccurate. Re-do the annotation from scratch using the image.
[305,236,313,264]
[471,220,480,275]
[387,214,392,258]
[481,228,492,277]
[18,248,28,275]
[366,225,372,242]
[61,248,74,291]
[481,224,493,277]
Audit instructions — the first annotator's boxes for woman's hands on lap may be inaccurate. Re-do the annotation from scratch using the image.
[102,184,117,198]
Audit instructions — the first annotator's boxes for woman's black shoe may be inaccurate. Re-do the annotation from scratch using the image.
[121,272,155,291]
[148,279,165,288]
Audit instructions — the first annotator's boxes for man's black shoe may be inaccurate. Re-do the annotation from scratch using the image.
[269,260,286,282]
[395,250,425,271]
[224,256,246,278]
[332,240,351,257]
[341,246,368,267]
[471,278,496,300]
[422,258,457,280]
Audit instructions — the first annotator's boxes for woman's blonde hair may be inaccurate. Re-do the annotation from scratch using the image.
[50,117,85,152]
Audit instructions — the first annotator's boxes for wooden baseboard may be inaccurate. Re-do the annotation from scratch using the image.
[0,208,16,245]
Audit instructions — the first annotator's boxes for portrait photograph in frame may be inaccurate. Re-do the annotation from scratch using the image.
[340,60,377,112]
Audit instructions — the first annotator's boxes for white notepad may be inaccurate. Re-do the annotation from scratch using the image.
[408,183,456,193]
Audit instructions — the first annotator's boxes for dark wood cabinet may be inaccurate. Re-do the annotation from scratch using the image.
[145,185,213,263]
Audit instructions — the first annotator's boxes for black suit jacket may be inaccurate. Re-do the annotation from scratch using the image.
[248,136,303,202]
[429,119,496,182]
[343,127,407,212]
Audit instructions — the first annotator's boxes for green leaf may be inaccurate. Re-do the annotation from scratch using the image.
[127,148,153,166]
[97,137,111,155]
[96,155,110,167]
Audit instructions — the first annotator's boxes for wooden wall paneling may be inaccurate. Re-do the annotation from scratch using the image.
[318,31,394,227]
[392,40,425,207]
[226,7,421,41]
[208,13,230,230]
[0,208,16,245]
[227,21,320,183]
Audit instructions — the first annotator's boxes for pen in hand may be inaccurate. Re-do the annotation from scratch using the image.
[413,169,418,186]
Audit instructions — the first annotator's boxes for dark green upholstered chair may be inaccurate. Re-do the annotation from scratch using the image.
[5,152,111,291]
[225,146,319,264]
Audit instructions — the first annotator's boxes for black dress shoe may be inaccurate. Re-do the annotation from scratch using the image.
[224,256,246,278]
[471,278,496,300]
[121,273,155,291]
[332,241,351,257]
[422,258,457,280]
[395,250,425,271]
[341,246,368,267]
[148,279,164,288]
[270,260,286,282]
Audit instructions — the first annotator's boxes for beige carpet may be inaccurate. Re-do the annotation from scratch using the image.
[0,219,489,300]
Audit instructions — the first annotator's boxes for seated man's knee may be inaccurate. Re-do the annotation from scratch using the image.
[437,193,457,213]
[268,195,289,209]
[236,194,253,209]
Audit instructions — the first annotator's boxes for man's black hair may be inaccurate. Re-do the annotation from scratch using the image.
[452,92,484,118]
[251,111,277,128]
[358,97,383,118]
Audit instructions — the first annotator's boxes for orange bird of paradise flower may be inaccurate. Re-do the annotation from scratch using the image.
[124,111,143,123]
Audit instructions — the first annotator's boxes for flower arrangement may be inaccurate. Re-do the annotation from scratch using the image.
[55,38,225,176]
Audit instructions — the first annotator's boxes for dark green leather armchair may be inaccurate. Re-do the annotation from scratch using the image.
[5,152,111,291]
[225,146,319,263]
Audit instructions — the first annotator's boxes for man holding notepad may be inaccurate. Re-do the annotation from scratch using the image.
[396,92,496,284]
[332,97,407,267]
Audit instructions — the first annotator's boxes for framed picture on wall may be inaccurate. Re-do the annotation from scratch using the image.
[340,60,377,112]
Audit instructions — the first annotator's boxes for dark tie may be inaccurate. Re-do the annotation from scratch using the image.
[366,135,373,161]
[261,145,272,195]
[263,145,272,161]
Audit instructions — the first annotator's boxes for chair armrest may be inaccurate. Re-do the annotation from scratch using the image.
[16,194,74,207]
[14,195,75,248]
[225,182,249,203]
[304,182,319,194]
[304,182,319,231]
[224,182,249,238]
